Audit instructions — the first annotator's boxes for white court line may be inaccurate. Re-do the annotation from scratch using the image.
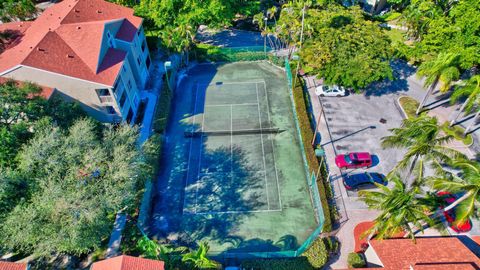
[197,81,265,87]
[205,103,259,107]
[194,84,207,214]
[262,81,283,210]
[230,104,233,187]
[183,83,200,215]
[256,83,270,210]
[188,208,283,215]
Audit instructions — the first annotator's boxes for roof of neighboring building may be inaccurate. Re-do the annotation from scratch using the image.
[0,0,143,86]
[0,76,55,99]
[369,237,480,270]
[0,261,27,270]
[90,255,165,270]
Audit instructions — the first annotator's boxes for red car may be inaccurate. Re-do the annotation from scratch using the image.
[437,191,472,233]
[335,152,372,169]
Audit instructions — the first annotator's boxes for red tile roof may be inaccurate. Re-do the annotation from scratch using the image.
[0,0,143,86]
[369,237,480,270]
[90,255,165,270]
[0,76,55,99]
[0,261,27,270]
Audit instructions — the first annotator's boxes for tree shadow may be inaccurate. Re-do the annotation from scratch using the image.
[329,15,353,28]
[364,60,417,96]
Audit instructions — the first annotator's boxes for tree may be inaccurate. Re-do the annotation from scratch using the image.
[181,242,219,269]
[0,80,85,168]
[359,175,435,240]
[0,0,36,22]
[449,75,480,126]
[0,119,148,257]
[429,159,480,222]
[299,5,393,91]
[416,52,461,114]
[381,115,463,183]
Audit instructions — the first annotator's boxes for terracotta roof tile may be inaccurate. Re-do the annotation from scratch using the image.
[0,0,142,86]
[370,237,480,270]
[0,261,27,270]
[91,255,165,270]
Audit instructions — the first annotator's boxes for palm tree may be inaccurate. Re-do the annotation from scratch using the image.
[382,115,464,183]
[137,236,188,268]
[416,52,461,115]
[359,176,435,240]
[181,242,218,269]
[449,75,480,127]
[429,158,480,221]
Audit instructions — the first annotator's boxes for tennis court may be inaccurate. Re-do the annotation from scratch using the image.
[151,61,319,256]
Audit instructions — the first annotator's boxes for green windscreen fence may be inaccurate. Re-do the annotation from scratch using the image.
[192,45,286,64]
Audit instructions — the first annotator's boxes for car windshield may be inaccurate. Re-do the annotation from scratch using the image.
[323,86,331,92]
[344,155,352,163]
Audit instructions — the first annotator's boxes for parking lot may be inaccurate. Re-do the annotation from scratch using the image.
[319,92,407,197]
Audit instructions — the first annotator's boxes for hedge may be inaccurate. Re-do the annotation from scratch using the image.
[302,237,329,268]
[241,257,315,270]
[347,252,366,268]
[292,76,333,232]
[152,77,172,134]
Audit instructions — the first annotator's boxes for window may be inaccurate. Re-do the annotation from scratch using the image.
[96,88,110,96]
[105,106,116,115]
[146,57,151,69]
[122,65,127,73]
[141,40,146,52]
[126,108,134,124]
[133,95,139,108]
[119,91,127,107]
[127,80,132,90]
[112,80,119,94]
[137,56,141,66]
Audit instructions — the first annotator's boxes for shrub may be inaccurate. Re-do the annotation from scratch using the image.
[292,76,333,232]
[347,252,366,268]
[153,79,172,133]
[302,238,329,268]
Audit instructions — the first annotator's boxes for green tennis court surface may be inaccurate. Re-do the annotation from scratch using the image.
[151,61,318,256]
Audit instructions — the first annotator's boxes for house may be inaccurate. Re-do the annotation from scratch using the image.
[0,261,28,270]
[90,255,165,270]
[0,0,152,123]
[361,237,480,269]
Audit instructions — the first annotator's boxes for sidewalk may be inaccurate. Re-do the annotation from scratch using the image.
[303,76,379,269]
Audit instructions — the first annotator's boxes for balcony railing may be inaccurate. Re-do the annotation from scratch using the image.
[99,95,114,103]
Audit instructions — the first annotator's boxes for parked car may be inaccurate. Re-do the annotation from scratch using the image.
[335,152,372,169]
[343,172,387,190]
[315,85,346,97]
[437,191,472,233]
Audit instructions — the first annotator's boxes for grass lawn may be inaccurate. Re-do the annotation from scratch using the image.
[398,96,473,146]
[384,28,406,45]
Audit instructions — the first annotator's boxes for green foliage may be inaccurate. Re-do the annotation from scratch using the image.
[292,76,332,232]
[0,169,28,217]
[417,52,460,92]
[0,0,35,22]
[440,123,473,146]
[241,257,315,270]
[153,80,172,134]
[0,119,148,257]
[347,252,366,268]
[359,176,436,240]
[181,242,219,270]
[135,0,260,53]
[302,237,328,268]
[0,80,86,168]
[381,115,464,180]
[300,5,393,91]
[402,0,480,68]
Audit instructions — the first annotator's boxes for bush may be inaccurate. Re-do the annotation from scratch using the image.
[302,238,329,268]
[241,257,314,270]
[292,76,333,232]
[347,252,366,268]
[153,79,172,133]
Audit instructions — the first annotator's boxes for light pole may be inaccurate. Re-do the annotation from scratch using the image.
[264,16,268,58]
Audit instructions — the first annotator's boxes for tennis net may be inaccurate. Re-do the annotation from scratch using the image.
[185,128,284,137]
